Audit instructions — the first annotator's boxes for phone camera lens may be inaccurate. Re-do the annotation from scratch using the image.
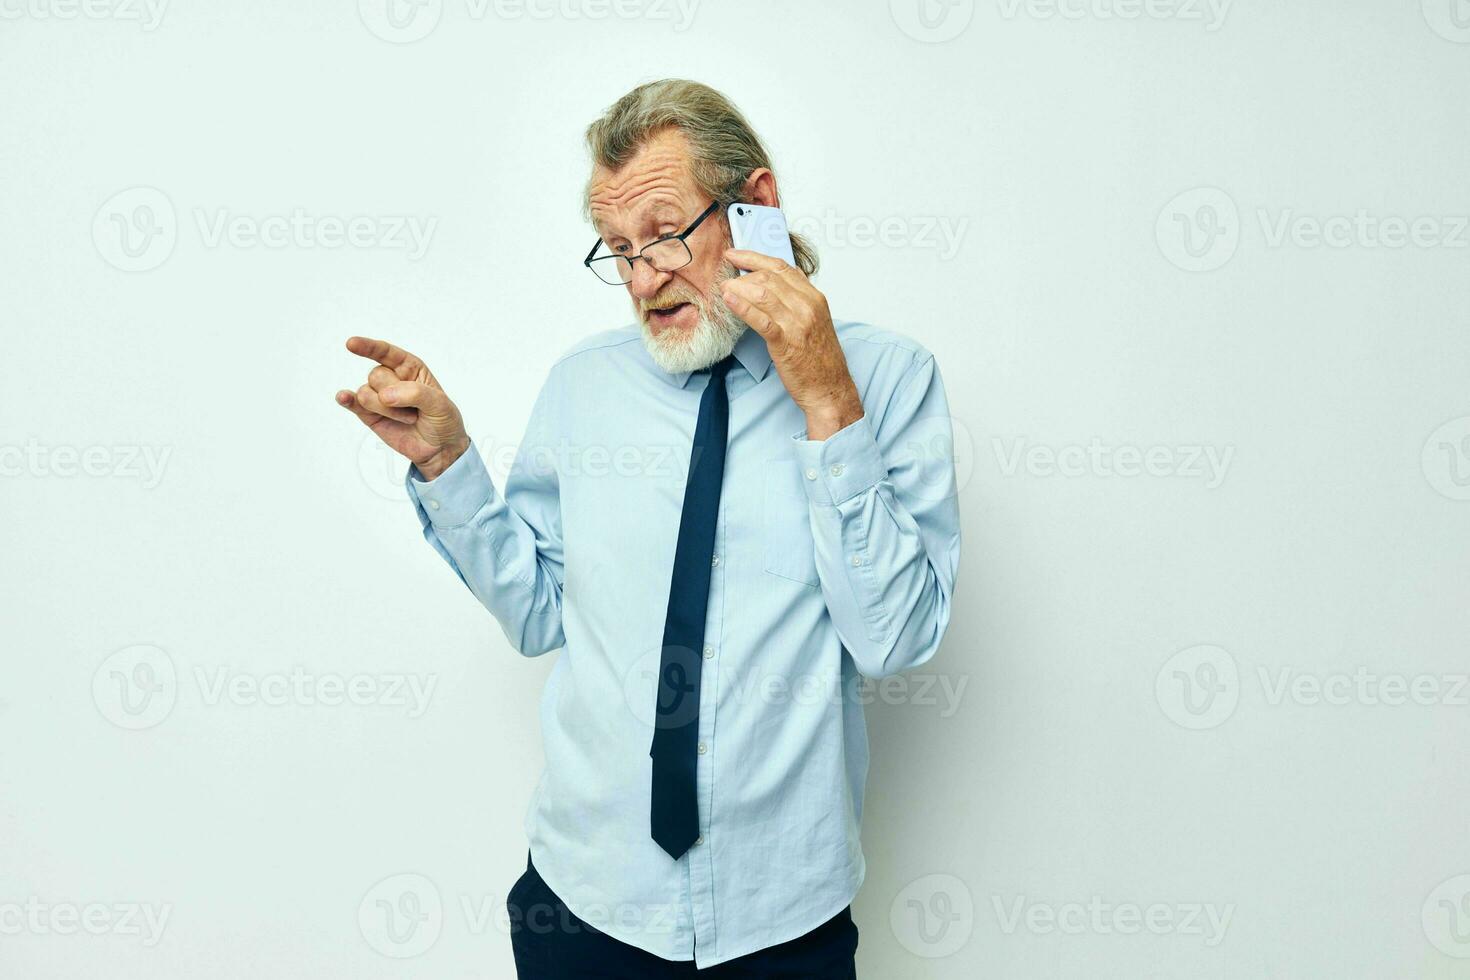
[736,207,745,215]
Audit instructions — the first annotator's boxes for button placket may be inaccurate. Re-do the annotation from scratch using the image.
[686,510,722,958]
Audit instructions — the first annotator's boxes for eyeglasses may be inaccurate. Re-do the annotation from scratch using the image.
[583,201,722,286]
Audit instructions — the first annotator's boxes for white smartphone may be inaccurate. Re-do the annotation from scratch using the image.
[727,202,796,274]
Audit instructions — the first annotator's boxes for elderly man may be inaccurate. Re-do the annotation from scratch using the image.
[336,79,960,978]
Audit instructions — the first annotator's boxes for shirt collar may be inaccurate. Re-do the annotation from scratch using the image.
[668,325,773,389]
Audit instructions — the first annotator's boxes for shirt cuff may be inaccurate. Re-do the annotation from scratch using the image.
[790,414,887,506]
[406,442,494,529]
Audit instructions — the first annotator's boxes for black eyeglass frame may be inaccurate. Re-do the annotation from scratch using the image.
[583,200,723,285]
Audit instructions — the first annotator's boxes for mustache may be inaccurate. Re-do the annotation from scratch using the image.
[640,290,701,315]
[637,263,740,316]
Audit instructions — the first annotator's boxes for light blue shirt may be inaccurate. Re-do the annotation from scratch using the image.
[406,319,960,968]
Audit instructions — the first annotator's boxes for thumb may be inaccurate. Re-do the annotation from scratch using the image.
[379,380,449,415]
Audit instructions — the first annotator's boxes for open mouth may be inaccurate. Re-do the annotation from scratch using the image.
[648,302,692,325]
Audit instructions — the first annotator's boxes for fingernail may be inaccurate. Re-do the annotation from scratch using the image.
[380,388,397,404]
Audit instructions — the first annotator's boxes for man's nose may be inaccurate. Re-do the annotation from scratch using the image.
[628,259,671,300]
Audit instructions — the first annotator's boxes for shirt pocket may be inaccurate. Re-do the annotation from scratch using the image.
[761,458,821,588]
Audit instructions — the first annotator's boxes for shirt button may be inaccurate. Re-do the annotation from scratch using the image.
[851,555,862,567]
[703,644,714,659]
[830,463,844,477]
[804,467,818,481]
[711,554,720,567]
[697,742,708,755]
[695,835,704,845]
[427,500,440,511]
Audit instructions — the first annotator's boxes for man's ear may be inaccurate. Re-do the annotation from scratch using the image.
[741,168,779,208]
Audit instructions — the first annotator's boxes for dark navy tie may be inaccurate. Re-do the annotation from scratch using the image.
[650,353,737,860]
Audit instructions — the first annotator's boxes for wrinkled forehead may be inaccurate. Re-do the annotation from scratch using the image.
[588,129,704,240]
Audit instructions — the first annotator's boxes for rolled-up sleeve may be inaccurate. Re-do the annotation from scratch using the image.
[792,354,961,678]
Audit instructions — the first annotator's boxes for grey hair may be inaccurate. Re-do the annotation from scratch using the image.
[582,78,819,278]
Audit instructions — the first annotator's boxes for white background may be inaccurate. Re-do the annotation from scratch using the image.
[4,0,1470,976]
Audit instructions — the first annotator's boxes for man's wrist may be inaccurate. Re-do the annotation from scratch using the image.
[803,389,865,441]
[415,437,470,482]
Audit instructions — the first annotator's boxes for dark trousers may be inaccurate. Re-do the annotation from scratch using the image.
[507,853,859,978]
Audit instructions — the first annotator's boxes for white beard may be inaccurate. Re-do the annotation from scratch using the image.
[638,267,748,374]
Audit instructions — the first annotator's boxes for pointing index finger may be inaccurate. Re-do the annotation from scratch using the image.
[346,336,418,371]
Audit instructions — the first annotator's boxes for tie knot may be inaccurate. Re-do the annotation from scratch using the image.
[708,354,737,381]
